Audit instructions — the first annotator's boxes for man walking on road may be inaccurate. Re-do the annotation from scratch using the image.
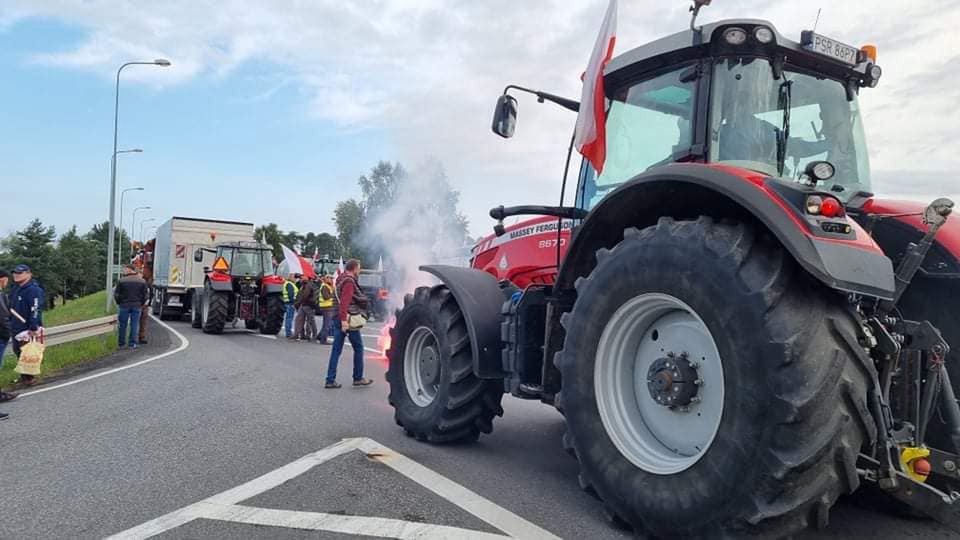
[282,274,299,338]
[316,274,335,344]
[114,266,148,349]
[9,264,43,386]
[0,269,16,405]
[325,259,373,388]
[294,276,318,341]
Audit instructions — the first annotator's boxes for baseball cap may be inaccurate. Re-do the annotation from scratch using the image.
[12,264,31,273]
[0,270,8,278]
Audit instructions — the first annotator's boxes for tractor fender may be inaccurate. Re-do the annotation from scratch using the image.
[207,278,234,292]
[262,283,284,295]
[420,265,507,379]
[557,163,896,300]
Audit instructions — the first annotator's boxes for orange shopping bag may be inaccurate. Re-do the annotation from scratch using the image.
[14,332,45,376]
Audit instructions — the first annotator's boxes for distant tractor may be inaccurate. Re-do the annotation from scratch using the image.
[386,6,960,538]
[358,269,391,322]
[190,242,286,335]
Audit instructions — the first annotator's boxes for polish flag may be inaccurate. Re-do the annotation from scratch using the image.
[280,244,317,279]
[573,0,617,174]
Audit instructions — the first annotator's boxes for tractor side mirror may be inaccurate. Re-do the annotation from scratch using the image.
[491,94,518,139]
[194,249,203,263]
[203,266,211,273]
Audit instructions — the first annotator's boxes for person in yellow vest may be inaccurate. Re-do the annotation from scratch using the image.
[282,274,299,338]
[316,274,336,344]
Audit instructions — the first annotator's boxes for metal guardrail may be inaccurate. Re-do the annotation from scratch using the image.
[45,315,117,347]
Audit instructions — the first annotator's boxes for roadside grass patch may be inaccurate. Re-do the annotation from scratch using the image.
[44,290,114,327]
[0,331,118,387]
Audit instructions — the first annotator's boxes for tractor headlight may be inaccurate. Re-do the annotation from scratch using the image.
[723,27,748,45]
[810,161,836,181]
[753,27,774,44]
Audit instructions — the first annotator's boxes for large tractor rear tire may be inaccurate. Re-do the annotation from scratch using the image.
[387,286,504,443]
[259,294,285,335]
[201,287,230,334]
[556,217,875,538]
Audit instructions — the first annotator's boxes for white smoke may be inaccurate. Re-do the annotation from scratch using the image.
[361,159,473,313]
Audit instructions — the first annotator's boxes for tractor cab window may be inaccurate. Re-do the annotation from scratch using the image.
[231,249,265,276]
[709,57,872,200]
[577,67,696,210]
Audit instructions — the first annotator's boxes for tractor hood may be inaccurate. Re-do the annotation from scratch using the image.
[860,198,960,277]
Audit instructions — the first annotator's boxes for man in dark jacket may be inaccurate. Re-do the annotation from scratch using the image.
[114,266,148,349]
[324,260,373,388]
[9,264,44,386]
[293,276,319,341]
[0,269,15,405]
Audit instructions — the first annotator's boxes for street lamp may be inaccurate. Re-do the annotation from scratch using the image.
[118,183,145,273]
[139,218,157,244]
[106,59,171,310]
[130,206,151,259]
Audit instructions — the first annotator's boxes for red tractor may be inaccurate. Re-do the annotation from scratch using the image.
[386,6,960,538]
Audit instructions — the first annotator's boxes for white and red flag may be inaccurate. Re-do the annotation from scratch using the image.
[573,0,618,174]
[280,244,317,279]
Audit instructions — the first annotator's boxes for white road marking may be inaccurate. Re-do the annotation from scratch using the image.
[357,439,560,540]
[254,334,278,340]
[108,437,559,540]
[19,315,189,398]
[199,503,510,539]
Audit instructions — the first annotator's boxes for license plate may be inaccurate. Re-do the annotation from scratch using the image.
[802,31,859,66]
[167,295,182,307]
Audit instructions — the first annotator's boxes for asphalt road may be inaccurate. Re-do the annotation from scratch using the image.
[0,317,957,539]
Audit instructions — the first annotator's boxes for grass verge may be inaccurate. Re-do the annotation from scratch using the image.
[0,331,118,388]
[44,290,114,327]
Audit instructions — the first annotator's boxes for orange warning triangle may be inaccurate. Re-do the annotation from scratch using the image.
[212,256,230,272]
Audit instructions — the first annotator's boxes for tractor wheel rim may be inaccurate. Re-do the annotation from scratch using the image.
[595,292,724,475]
[404,326,440,407]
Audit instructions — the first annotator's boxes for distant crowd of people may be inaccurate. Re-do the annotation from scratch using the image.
[0,264,47,421]
[282,259,373,388]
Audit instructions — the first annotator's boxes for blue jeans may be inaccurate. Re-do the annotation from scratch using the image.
[284,304,296,337]
[0,335,7,368]
[118,307,142,347]
[326,324,365,384]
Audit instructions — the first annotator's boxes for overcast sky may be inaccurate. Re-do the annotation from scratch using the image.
[1,1,957,240]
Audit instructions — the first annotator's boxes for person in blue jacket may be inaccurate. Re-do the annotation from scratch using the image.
[9,264,44,386]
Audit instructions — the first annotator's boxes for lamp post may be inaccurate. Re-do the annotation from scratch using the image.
[117,182,144,275]
[140,219,157,244]
[106,59,171,310]
[130,206,151,265]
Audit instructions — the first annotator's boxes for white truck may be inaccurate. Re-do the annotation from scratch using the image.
[151,217,257,320]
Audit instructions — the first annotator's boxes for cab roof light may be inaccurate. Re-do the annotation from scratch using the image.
[723,27,748,45]
[860,44,877,62]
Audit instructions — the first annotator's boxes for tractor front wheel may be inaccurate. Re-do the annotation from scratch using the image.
[556,217,874,538]
[387,285,503,443]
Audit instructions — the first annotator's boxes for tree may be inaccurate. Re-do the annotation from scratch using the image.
[57,226,100,300]
[333,199,365,259]
[1,219,60,308]
[86,221,132,292]
[254,223,284,260]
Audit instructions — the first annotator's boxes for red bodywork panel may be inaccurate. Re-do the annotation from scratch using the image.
[863,198,960,259]
[471,216,573,289]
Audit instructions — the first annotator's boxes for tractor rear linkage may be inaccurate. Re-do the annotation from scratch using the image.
[857,198,960,525]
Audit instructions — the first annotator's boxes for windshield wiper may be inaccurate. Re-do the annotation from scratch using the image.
[775,79,793,177]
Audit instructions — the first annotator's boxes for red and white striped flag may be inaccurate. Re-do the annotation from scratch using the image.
[573,0,618,174]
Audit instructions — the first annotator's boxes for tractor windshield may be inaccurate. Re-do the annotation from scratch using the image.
[709,58,871,200]
[217,247,274,277]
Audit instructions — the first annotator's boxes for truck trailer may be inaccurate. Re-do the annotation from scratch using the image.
[151,217,257,320]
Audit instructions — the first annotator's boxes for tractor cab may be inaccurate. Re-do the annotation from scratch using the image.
[495,19,882,215]
[210,242,275,279]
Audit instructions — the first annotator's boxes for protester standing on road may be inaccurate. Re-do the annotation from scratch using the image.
[114,266,148,349]
[0,269,16,405]
[325,259,373,388]
[294,276,319,341]
[316,274,335,344]
[9,264,43,386]
[138,265,154,345]
[282,274,299,338]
